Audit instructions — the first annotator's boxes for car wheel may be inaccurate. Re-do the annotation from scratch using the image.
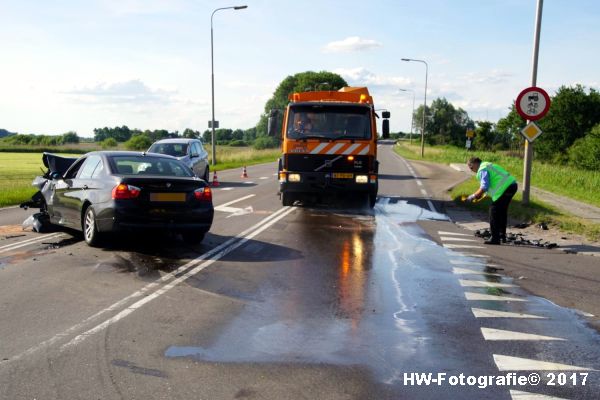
[281,192,294,207]
[182,231,206,245]
[83,206,102,247]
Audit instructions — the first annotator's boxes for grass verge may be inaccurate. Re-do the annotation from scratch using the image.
[395,141,600,241]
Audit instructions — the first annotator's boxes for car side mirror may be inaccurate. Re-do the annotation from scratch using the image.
[267,109,279,137]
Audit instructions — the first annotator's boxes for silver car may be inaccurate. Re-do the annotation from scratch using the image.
[148,138,210,182]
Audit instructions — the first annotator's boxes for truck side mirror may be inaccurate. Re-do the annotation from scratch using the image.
[267,109,279,137]
[382,111,391,119]
[382,119,390,139]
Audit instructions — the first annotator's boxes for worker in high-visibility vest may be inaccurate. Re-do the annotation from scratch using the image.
[466,157,518,245]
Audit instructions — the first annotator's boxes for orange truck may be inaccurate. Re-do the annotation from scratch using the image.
[268,87,390,208]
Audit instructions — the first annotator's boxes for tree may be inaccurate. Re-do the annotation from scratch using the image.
[256,71,348,136]
[568,123,600,170]
[124,134,152,150]
[62,131,80,144]
[413,98,474,146]
[183,128,201,139]
[496,104,524,152]
[536,85,600,161]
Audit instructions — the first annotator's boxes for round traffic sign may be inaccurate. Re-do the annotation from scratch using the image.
[515,86,551,121]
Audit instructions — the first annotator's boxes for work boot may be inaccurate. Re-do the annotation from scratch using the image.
[499,234,507,244]
[484,238,501,245]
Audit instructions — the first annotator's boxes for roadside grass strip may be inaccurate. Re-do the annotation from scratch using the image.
[510,390,569,400]
[493,355,594,371]
[481,328,565,341]
[459,279,517,288]
[471,308,546,319]
[464,292,526,302]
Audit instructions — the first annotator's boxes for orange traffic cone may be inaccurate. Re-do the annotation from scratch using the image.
[212,171,220,187]
[241,166,248,178]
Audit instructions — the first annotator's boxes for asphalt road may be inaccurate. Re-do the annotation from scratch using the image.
[0,143,599,399]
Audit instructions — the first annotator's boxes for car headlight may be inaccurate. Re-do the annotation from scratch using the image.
[288,173,301,183]
[355,175,368,184]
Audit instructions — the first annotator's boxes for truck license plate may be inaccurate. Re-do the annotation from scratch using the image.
[333,173,353,179]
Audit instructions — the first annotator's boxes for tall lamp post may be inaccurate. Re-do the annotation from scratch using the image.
[401,58,428,157]
[398,88,415,144]
[210,5,247,166]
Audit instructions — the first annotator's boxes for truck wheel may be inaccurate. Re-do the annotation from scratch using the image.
[368,194,377,208]
[281,192,294,207]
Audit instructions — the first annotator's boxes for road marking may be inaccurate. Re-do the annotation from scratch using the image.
[481,328,565,341]
[0,232,64,254]
[219,187,234,191]
[460,279,516,288]
[438,231,472,236]
[415,180,423,186]
[451,253,489,258]
[494,355,594,371]
[259,177,269,180]
[61,206,296,350]
[215,194,255,215]
[452,267,501,276]
[244,181,255,184]
[5,206,295,364]
[440,236,480,242]
[472,308,546,319]
[395,154,437,213]
[510,390,570,400]
[465,292,526,302]
[444,244,485,249]
[449,259,499,267]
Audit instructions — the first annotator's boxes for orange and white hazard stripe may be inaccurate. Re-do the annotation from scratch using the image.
[308,142,371,155]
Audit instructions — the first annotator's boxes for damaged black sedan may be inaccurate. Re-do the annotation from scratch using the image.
[21,151,214,246]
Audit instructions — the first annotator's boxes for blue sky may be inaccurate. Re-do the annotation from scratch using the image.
[1,0,599,137]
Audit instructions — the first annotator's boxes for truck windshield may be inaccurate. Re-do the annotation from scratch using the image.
[287,105,372,140]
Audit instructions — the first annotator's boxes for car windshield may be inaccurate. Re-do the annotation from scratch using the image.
[148,143,188,157]
[286,105,372,139]
[110,155,194,177]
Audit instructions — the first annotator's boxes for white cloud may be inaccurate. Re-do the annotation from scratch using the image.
[459,69,513,85]
[64,79,176,105]
[334,67,412,88]
[322,36,382,53]
[101,0,185,16]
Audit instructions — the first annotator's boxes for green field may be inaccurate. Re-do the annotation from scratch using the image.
[0,147,280,208]
[395,141,600,240]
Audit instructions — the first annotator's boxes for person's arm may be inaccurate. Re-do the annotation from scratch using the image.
[467,169,489,201]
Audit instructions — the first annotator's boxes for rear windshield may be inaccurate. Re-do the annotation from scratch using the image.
[148,143,188,157]
[110,155,193,177]
[287,105,372,139]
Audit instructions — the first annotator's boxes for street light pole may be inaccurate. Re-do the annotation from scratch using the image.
[210,5,247,166]
[402,58,428,157]
[399,88,415,144]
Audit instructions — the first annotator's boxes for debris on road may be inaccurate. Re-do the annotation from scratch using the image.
[474,229,558,249]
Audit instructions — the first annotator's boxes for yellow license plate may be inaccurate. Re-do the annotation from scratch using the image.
[150,193,186,202]
[333,173,353,179]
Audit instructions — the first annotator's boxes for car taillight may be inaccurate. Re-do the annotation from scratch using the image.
[194,186,212,202]
[112,184,141,199]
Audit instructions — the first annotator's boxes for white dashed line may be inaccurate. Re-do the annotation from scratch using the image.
[464,292,526,302]
[438,231,472,236]
[481,327,565,341]
[444,244,485,249]
[440,236,480,242]
[452,267,501,276]
[494,355,593,371]
[259,177,269,180]
[220,187,234,191]
[471,308,546,319]
[460,279,517,288]
[510,390,570,400]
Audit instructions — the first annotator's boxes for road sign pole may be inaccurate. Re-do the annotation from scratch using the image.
[522,0,544,205]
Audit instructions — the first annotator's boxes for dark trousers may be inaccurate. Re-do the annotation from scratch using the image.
[489,182,518,240]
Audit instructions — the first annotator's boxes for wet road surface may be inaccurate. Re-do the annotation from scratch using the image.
[0,144,599,399]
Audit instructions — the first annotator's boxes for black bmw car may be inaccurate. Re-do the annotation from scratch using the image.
[22,151,214,246]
